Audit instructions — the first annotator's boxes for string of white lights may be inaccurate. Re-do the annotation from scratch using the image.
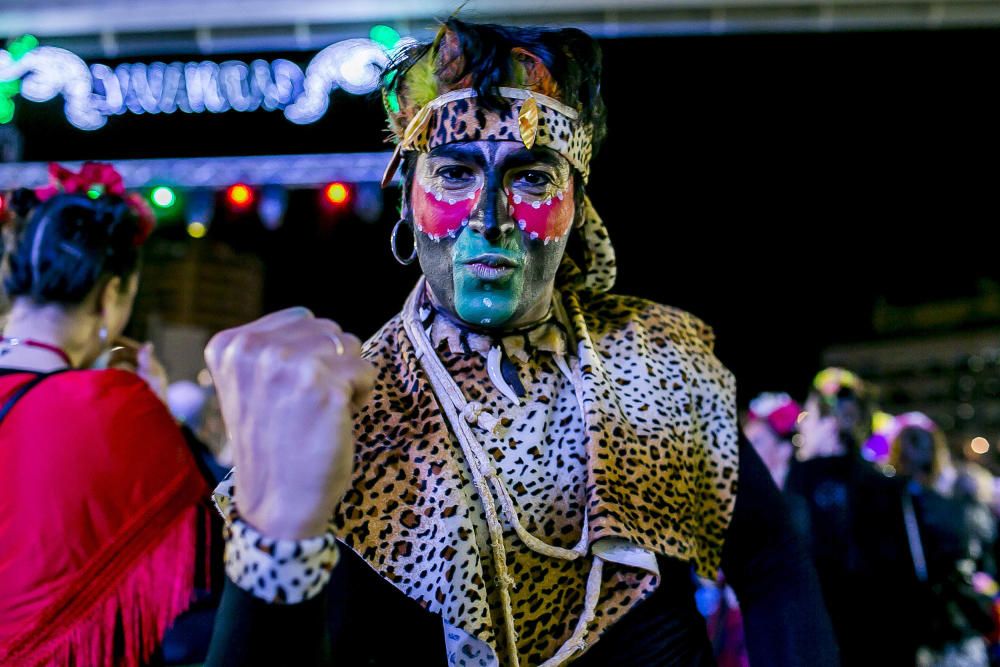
[0,152,395,190]
[0,38,389,130]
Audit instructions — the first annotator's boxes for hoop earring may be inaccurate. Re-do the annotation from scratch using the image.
[391,218,418,266]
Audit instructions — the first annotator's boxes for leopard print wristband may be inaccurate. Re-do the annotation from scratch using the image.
[224,518,339,605]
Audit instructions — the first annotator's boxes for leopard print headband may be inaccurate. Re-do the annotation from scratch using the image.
[381,87,594,188]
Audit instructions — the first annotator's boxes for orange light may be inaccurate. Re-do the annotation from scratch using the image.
[324,182,349,205]
[226,183,254,208]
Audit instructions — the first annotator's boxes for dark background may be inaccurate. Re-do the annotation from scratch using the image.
[10,28,1000,403]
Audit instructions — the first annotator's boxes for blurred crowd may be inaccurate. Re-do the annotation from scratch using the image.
[702,368,1000,667]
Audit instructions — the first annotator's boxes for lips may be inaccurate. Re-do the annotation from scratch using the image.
[464,253,520,280]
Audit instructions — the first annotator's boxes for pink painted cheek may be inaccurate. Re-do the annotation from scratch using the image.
[412,188,480,240]
[508,191,574,243]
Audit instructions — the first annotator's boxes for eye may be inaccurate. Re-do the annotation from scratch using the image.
[513,170,552,188]
[436,166,475,182]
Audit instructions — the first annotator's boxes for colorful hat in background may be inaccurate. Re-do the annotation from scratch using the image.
[813,367,865,399]
[864,410,938,463]
[884,411,938,443]
[748,392,802,439]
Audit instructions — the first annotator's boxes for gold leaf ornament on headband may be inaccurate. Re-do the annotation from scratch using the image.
[518,96,539,150]
[381,103,435,188]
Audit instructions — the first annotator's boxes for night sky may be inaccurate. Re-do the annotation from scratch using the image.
[10,28,1000,404]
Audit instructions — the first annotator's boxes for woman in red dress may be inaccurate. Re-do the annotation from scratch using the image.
[0,164,209,666]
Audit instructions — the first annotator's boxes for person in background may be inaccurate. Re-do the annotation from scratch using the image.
[168,378,230,469]
[743,392,802,489]
[700,391,809,667]
[787,367,917,666]
[951,463,998,580]
[889,414,994,667]
[0,163,211,666]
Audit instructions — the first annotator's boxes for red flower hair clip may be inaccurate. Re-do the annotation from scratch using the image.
[35,162,154,245]
[748,392,803,439]
[0,192,11,231]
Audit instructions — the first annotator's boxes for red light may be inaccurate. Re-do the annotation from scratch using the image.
[324,183,349,206]
[226,183,254,208]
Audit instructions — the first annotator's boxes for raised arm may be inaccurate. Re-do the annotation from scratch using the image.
[202,308,374,667]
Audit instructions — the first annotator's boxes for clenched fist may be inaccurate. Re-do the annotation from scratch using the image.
[205,308,375,540]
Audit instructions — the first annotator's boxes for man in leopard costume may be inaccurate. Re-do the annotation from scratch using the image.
[204,19,838,667]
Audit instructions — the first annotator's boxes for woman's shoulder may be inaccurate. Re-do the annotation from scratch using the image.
[46,367,155,398]
[22,369,168,423]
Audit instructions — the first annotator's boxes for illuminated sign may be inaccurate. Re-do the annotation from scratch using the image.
[0,38,394,130]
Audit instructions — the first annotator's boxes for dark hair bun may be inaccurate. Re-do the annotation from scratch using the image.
[7,188,41,221]
[4,192,143,305]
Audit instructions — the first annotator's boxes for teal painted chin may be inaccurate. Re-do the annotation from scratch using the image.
[454,278,521,326]
[452,233,525,328]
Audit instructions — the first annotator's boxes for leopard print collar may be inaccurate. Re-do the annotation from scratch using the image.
[423,299,570,364]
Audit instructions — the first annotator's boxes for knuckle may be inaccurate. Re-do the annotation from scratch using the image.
[297,357,328,386]
[258,344,290,370]
[342,333,363,356]
[205,330,233,369]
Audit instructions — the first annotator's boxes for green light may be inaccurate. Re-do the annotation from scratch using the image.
[87,187,102,200]
[369,25,401,50]
[382,70,400,113]
[7,35,39,61]
[151,186,177,208]
[0,98,13,124]
[0,80,18,124]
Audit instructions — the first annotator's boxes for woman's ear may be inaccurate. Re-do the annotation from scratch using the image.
[97,275,122,318]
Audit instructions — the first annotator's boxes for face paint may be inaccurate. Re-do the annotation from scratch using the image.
[411,171,481,240]
[506,186,573,244]
[452,230,525,326]
[411,143,574,330]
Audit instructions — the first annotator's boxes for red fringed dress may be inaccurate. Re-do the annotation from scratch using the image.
[0,368,208,667]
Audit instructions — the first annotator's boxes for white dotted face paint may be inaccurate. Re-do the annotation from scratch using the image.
[483,297,494,308]
[507,182,575,244]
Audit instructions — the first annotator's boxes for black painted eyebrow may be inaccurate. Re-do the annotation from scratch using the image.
[428,143,487,168]
[428,143,564,172]
[499,148,563,170]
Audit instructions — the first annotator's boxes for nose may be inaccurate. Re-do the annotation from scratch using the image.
[469,175,514,242]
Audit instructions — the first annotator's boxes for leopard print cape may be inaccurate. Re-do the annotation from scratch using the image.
[332,279,738,665]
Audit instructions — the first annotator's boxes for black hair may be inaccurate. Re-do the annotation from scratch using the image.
[385,18,607,153]
[4,187,41,223]
[893,425,943,477]
[4,191,142,305]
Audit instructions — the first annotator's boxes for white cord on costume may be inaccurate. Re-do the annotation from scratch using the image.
[537,556,604,667]
[402,280,600,667]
